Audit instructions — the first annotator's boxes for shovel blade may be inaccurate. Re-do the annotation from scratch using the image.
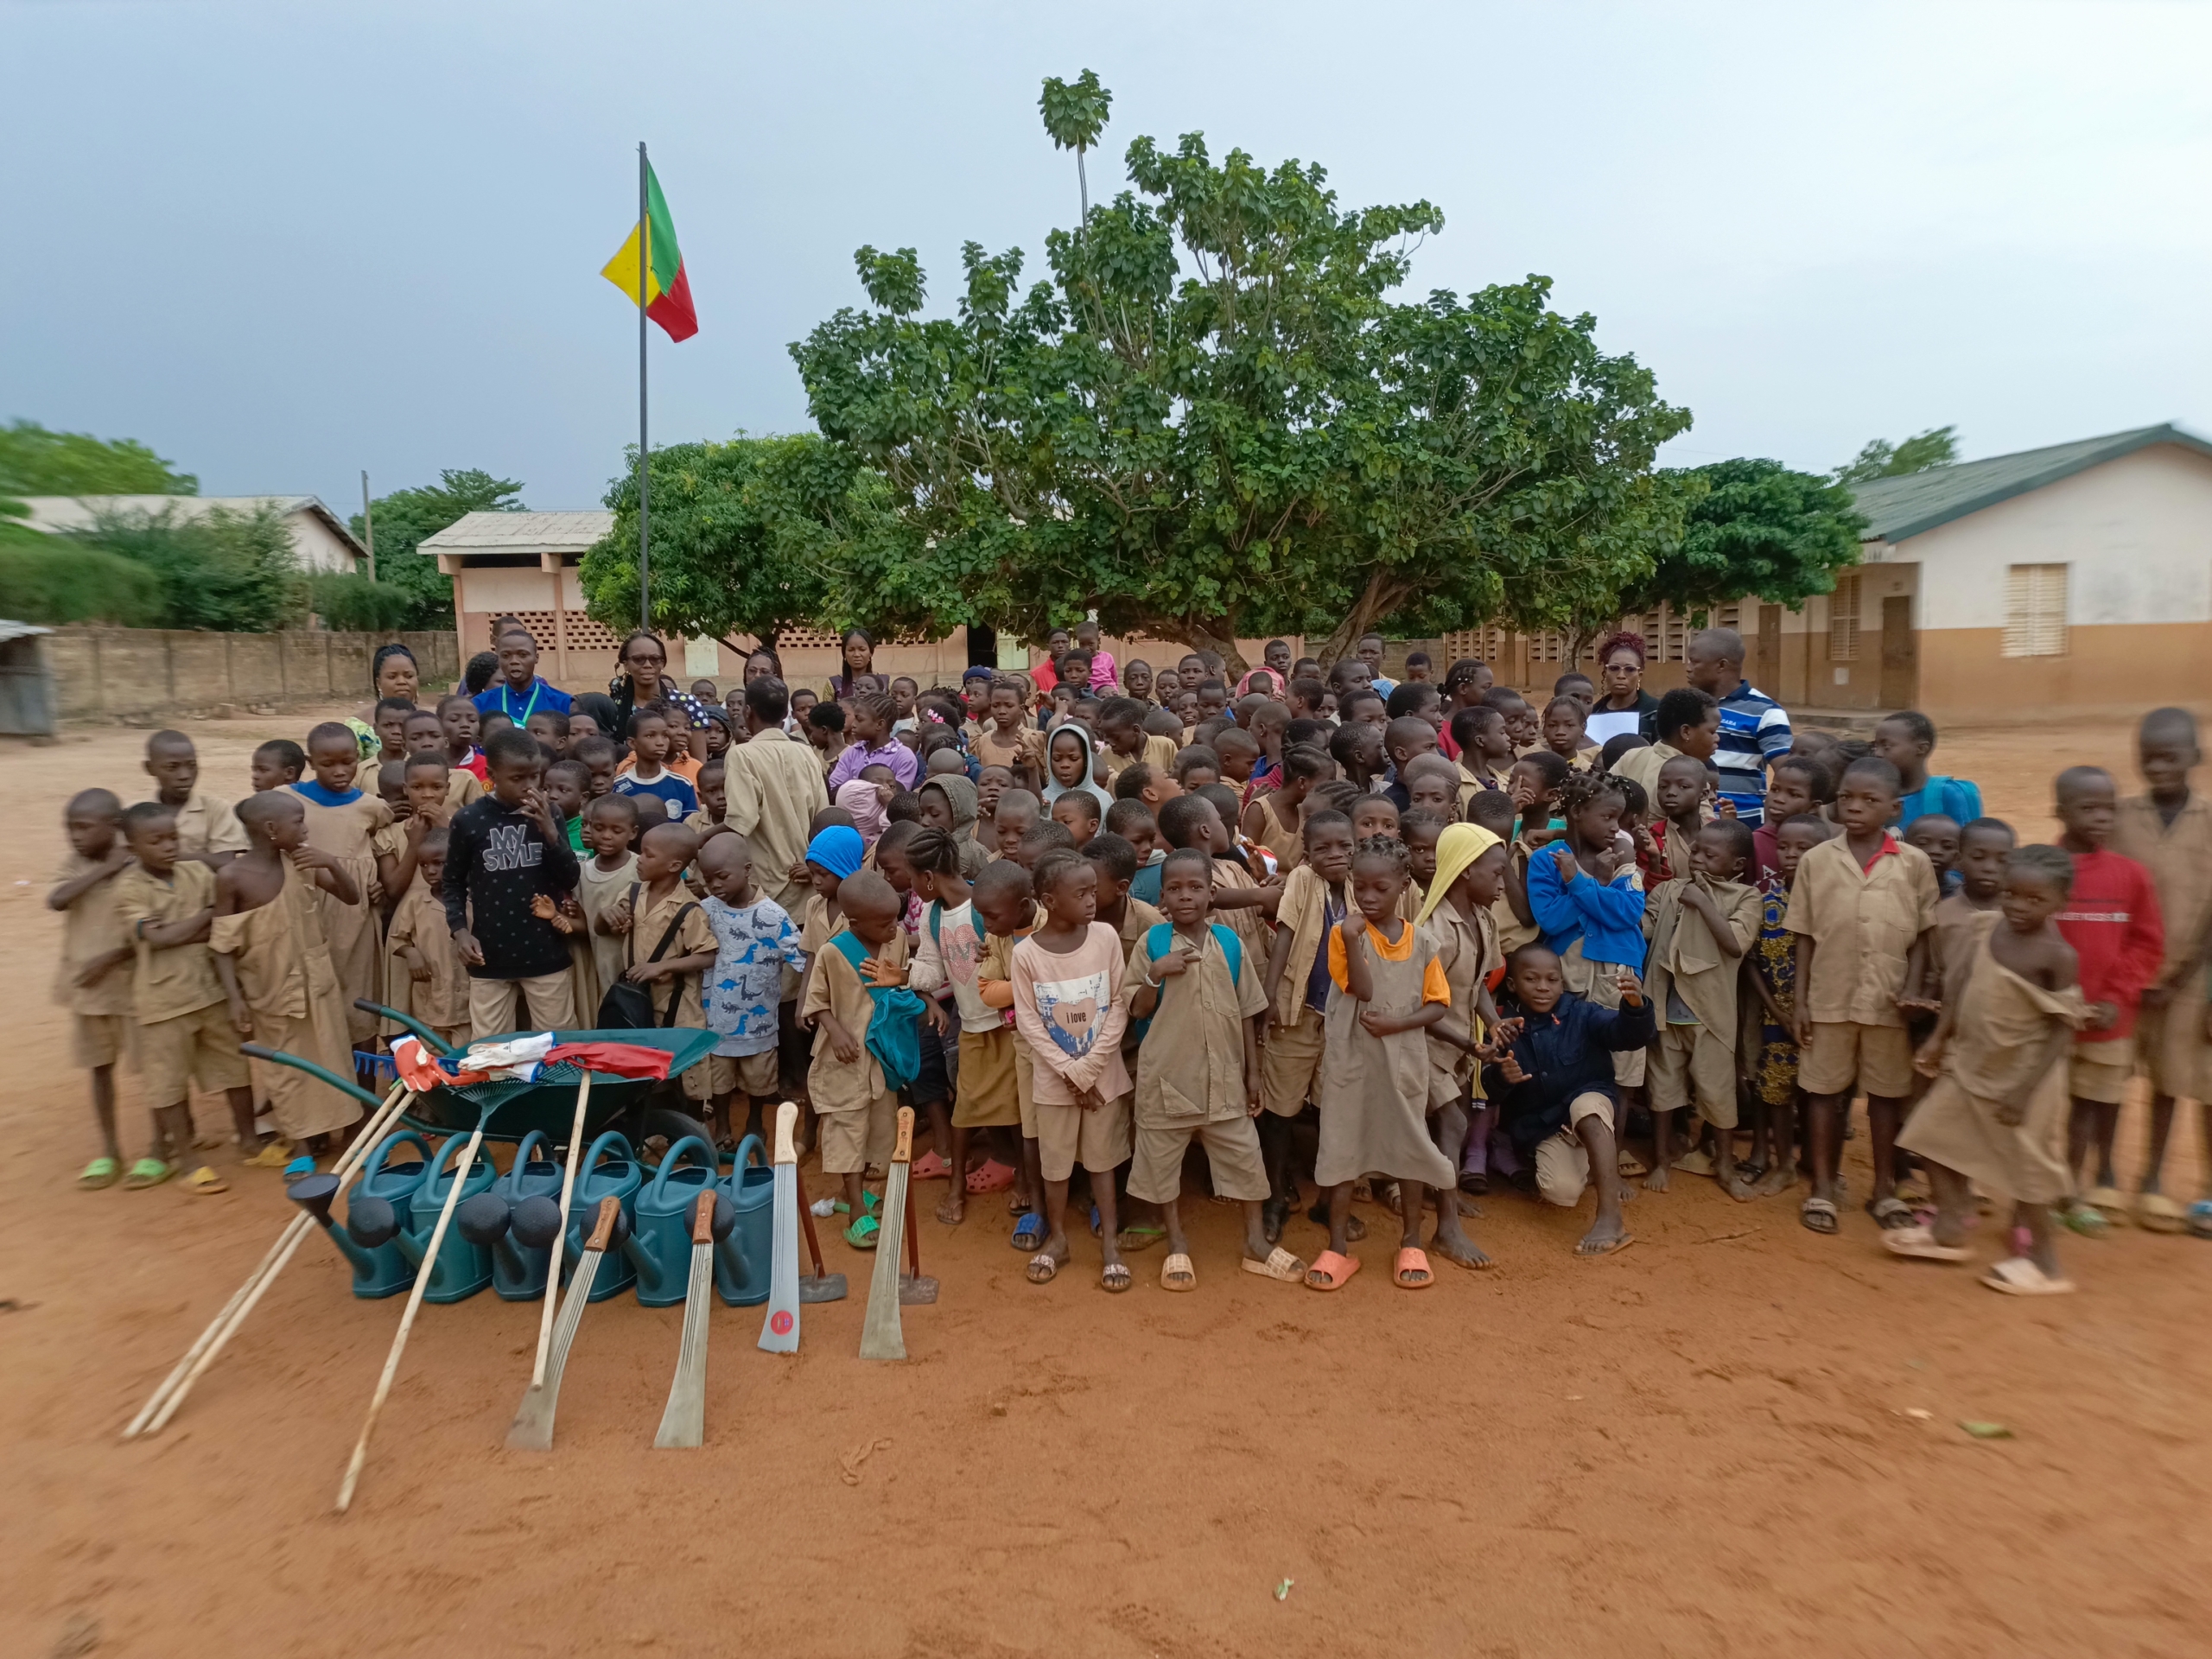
[898,1274,939,1306]
[798,1273,848,1303]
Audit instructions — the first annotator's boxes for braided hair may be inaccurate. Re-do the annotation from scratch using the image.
[905,825,963,878]
[1351,833,1409,877]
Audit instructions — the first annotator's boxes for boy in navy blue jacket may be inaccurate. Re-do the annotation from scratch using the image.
[1484,944,1654,1255]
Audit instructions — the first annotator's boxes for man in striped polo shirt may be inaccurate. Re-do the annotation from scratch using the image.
[1686,628,1791,826]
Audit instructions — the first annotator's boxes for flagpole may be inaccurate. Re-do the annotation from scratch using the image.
[637,139,651,631]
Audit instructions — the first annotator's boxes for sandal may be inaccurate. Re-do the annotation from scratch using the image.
[910,1150,952,1181]
[2136,1192,2187,1234]
[1241,1246,1307,1283]
[1392,1247,1433,1288]
[1801,1196,1839,1235]
[123,1158,174,1190]
[238,1140,296,1171]
[283,1155,315,1184]
[182,1166,228,1196]
[1304,1249,1360,1291]
[78,1156,121,1191]
[1981,1256,2075,1296]
[1866,1195,1916,1231]
[1026,1252,1059,1284]
[1010,1211,1047,1252]
[1882,1224,1970,1263]
[832,1190,880,1218]
[1458,1169,1489,1197]
[842,1214,880,1250]
[963,1158,1016,1194]
[2189,1199,2212,1239]
[1100,1262,1132,1294]
[1160,1253,1197,1292]
[2061,1202,2109,1239]
[1116,1224,1166,1253]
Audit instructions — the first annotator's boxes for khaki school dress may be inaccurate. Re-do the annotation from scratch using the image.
[1897,911,2088,1205]
[290,786,394,1045]
[1424,900,1497,1109]
[385,878,467,1043]
[210,864,361,1141]
[1313,920,1457,1190]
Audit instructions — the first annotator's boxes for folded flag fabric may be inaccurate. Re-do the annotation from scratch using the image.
[601,160,698,341]
[541,1041,677,1081]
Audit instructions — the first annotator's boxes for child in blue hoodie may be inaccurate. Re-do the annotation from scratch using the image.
[1484,944,1653,1255]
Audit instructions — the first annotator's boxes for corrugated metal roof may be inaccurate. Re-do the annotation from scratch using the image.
[0,619,54,644]
[1849,423,2212,543]
[12,494,368,561]
[416,511,615,555]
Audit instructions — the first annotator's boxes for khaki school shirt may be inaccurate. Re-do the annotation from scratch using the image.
[723,728,829,912]
[629,880,717,1027]
[1127,923,1268,1122]
[170,791,247,858]
[1609,740,1681,806]
[113,861,224,1024]
[1643,874,1758,1036]
[53,852,133,1016]
[2113,793,2212,983]
[1786,834,1938,1027]
[801,927,911,1111]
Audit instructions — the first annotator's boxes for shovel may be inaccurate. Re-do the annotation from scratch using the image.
[506,1196,626,1452]
[859,1107,916,1360]
[790,1159,849,1304]
[653,1190,729,1449]
[759,1103,803,1354]
[900,1166,939,1306]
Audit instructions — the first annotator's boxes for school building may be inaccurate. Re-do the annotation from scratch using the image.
[1448,423,2212,727]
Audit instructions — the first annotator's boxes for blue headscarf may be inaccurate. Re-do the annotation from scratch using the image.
[805,824,865,881]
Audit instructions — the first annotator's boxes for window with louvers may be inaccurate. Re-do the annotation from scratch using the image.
[2002,564,2069,658]
[1827,573,1860,663]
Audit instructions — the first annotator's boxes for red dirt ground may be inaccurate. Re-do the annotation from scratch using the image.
[3,713,2208,1659]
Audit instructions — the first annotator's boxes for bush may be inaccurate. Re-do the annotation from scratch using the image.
[0,520,164,625]
[81,502,305,632]
[308,573,420,633]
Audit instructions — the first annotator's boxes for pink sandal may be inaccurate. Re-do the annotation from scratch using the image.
[911,1151,952,1181]
[964,1159,1016,1195]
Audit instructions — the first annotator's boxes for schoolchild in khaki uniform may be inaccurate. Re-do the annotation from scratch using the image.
[385,828,468,1049]
[606,824,717,1103]
[141,730,245,864]
[1416,823,1506,1221]
[975,867,1044,1243]
[1787,756,1939,1237]
[112,803,253,1193]
[290,722,395,1046]
[1259,809,1357,1241]
[52,790,137,1189]
[802,870,911,1246]
[1641,817,1758,1195]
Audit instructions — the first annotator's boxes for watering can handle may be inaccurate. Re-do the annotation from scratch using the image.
[512,1129,551,1169]
[733,1134,766,1172]
[646,1135,716,1202]
[581,1130,633,1173]
[434,1132,481,1179]
[360,1128,432,1184]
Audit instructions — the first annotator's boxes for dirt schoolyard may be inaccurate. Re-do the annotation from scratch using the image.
[2,712,2208,1659]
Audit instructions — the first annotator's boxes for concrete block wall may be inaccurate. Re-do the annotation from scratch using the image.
[47,627,462,722]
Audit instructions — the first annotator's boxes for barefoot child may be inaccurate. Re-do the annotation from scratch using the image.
[1894,844,2087,1294]
[696,832,806,1147]
[1527,772,1649,1116]
[972,861,1044,1239]
[1485,947,1652,1255]
[1415,823,1507,1258]
[213,791,367,1164]
[1124,848,1305,1288]
[52,791,137,1189]
[289,721,395,1048]
[1307,836,1462,1290]
[111,804,255,1193]
[907,829,1021,1222]
[1641,818,1758,1193]
[1010,855,1135,1290]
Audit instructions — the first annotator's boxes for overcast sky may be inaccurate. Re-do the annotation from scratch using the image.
[4,1,2207,515]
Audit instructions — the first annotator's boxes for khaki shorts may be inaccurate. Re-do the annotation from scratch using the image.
[1127,1110,1268,1205]
[138,1002,250,1104]
[1535,1091,1613,1208]
[1800,1020,1913,1099]
[2069,1035,2135,1106]
[702,1050,781,1100]
[2133,999,2203,1100]
[1649,1022,1738,1128]
[73,1012,130,1071]
[1258,1005,1325,1117]
[1035,1090,1133,1183]
[953,1027,1021,1128]
[468,971,577,1041]
[1014,1042,1037,1138]
[818,1090,896,1174]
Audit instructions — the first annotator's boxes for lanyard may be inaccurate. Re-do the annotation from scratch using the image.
[502,680,543,725]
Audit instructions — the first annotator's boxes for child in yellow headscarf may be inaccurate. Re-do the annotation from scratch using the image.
[1421,823,1511,1199]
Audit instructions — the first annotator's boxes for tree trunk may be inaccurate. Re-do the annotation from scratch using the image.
[1135,614,1249,680]
[1313,569,1413,671]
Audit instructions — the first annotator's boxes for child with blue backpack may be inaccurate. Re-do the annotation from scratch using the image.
[1123,848,1306,1291]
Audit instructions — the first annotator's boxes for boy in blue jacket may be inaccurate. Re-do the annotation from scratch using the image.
[1484,944,1654,1255]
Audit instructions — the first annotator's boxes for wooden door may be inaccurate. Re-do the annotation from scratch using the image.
[1879,594,1916,709]
[1755,605,1781,696]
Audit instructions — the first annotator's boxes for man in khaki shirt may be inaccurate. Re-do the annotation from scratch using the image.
[1785,756,1939,1236]
[723,678,830,912]
[2111,708,2212,1221]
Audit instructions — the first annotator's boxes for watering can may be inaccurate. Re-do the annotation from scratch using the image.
[287,1129,433,1299]
[714,1134,775,1306]
[480,1130,565,1300]
[564,1131,643,1300]
[628,1137,731,1308]
[391,1132,498,1303]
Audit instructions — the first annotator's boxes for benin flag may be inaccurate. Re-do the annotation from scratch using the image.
[601,162,698,341]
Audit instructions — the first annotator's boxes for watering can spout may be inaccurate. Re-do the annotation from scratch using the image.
[289,1173,385,1276]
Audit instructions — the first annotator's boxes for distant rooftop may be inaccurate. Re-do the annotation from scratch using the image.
[1847,423,2212,543]
[416,511,614,556]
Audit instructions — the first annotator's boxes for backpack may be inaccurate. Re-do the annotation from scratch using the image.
[596,881,701,1030]
[824,930,925,1090]
[1128,922,1243,1045]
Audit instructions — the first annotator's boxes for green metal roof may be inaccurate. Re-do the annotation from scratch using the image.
[1848,423,2212,543]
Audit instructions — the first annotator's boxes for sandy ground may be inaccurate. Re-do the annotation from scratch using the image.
[3,711,2209,1659]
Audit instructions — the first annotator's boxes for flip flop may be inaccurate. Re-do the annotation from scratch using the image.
[1800,1197,1839,1235]
[2085,1185,2129,1221]
[122,1158,174,1191]
[182,1166,228,1196]
[2136,1192,2187,1234]
[2189,1199,2212,1239]
[833,1190,881,1218]
[282,1155,315,1184]
[1458,1169,1490,1197]
[1116,1224,1166,1253]
[78,1157,121,1191]
[1304,1249,1360,1290]
[842,1214,880,1250]
[964,1158,1017,1194]
[1981,1256,2075,1296]
[1026,1252,1059,1284]
[1883,1225,1970,1263]
[238,1140,296,1171]
[1160,1252,1197,1292]
[1673,1148,1715,1178]
[1617,1151,1649,1178]
[1866,1195,1916,1230]
[1575,1230,1633,1257]
[910,1150,952,1181]
[1010,1211,1047,1251]
[1393,1247,1433,1288]
[1241,1246,1307,1283]
[2061,1202,2109,1239]
[1100,1262,1132,1294]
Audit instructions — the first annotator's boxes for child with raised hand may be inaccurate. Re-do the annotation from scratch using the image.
[1740,813,1833,1197]
[1307,836,1460,1290]
[696,831,806,1150]
[1010,853,1135,1290]
[1259,809,1357,1240]
[211,791,365,1168]
[443,726,584,1037]
[1416,823,1507,1248]
[1895,844,2088,1295]
[52,790,137,1189]
[385,825,467,1050]
[1788,756,1940,1236]
[290,721,394,1046]
[1752,755,1829,880]
[141,729,245,864]
[804,869,921,1247]
[1526,772,1649,1115]
[1123,847,1304,1288]
[1484,946,1651,1255]
[1641,817,1758,1195]
[111,802,258,1193]
[2050,765,2164,1228]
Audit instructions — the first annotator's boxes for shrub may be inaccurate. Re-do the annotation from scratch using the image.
[81,502,305,632]
[0,519,163,625]
[308,573,419,633]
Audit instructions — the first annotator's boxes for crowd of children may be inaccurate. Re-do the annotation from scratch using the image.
[50,621,2212,1300]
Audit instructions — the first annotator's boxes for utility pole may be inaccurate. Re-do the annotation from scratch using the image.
[361,470,375,582]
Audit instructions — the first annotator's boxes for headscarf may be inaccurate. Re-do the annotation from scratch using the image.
[1040,725,1115,816]
[1419,822,1503,924]
[804,824,865,881]
[834,779,890,849]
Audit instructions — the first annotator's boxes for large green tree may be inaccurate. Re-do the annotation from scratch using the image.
[1833,424,1957,484]
[1630,460,1867,621]
[0,418,196,500]
[345,467,524,631]
[791,86,1688,674]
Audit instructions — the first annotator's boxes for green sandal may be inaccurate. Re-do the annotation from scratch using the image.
[78,1156,121,1190]
[832,1190,880,1218]
[122,1158,175,1190]
[843,1214,880,1249]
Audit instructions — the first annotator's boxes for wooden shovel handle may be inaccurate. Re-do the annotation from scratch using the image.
[892,1105,914,1165]
[692,1190,715,1243]
[586,1195,620,1252]
[773,1100,798,1166]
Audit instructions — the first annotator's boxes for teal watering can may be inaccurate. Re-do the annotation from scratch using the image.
[629,1137,729,1308]
[483,1130,564,1301]
[714,1134,775,1306]
[395,1132,498,1302]
[565,1132,643,1300]
[287,1129,432,1299]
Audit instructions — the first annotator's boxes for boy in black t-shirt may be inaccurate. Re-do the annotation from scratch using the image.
[442,727,583,1038]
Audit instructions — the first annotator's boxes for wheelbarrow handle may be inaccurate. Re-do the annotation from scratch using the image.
[239,1043,388,1110]
[352,1000,454,1055]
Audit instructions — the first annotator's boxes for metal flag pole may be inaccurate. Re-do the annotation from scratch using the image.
[637,140,651,631]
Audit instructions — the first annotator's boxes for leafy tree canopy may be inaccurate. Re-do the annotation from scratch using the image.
[1833,424,1958,484]
[347,467,524,632]
[0,418,196,501]
[81,503,303,632]
[1632,459,1866,618]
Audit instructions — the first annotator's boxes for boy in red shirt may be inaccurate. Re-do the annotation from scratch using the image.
[2051,766,2164,1224]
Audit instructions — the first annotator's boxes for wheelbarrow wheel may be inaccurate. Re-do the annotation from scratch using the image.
[633,1103,711,1152]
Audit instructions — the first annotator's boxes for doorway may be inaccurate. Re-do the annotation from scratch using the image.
[1879,595,1916,709]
